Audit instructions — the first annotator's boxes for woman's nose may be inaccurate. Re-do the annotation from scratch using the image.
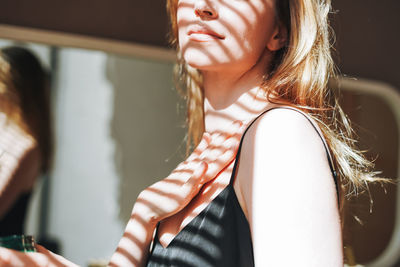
[194,0,218,19]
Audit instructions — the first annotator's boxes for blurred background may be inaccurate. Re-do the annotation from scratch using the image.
[0,0,399,266]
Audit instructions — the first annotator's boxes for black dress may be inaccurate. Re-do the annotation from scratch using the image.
[146,107,338,267]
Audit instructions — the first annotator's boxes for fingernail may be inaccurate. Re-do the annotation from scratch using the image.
[233,120,243,127]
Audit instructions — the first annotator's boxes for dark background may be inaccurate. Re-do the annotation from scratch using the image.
[331,0,400,91]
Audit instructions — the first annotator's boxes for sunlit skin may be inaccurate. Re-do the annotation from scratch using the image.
[109,124,245,266]
[178,0,283,108]
[160,0,342,265]
[0,113,40,221]
[0,0,342,266]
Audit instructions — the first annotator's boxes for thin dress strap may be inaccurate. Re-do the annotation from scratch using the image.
[229,106,339,199]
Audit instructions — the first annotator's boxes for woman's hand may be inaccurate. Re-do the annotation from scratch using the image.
[109,121,244,267]
[134,122,243,223]
[0,245,78,267]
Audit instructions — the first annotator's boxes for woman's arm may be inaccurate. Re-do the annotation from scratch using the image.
[237,109,343,267]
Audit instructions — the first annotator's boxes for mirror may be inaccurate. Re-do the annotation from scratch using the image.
[0,38,187,265]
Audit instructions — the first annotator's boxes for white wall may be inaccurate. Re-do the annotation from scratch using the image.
[48,48,124,265]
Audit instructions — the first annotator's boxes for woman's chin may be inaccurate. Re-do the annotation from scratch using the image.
[183,50,227,71]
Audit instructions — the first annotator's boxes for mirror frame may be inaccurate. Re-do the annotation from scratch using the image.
[338,77,400,267]
[0,24,175,62]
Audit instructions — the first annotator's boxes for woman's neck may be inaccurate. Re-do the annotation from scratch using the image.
[203,73,276,134]
[202,52,277,133]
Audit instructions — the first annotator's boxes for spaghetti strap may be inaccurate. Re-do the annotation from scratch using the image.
[229,106,339,199]
[228,108,271,186]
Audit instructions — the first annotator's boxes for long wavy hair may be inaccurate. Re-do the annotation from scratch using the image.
[0,46,52,173]
[166,0,386,252]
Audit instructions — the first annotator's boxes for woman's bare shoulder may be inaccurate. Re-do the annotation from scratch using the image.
[242,107,328,163]
[236,106,337,216]
[235,108,342,266]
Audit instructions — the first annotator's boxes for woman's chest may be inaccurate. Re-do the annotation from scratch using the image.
[157,160,247,248]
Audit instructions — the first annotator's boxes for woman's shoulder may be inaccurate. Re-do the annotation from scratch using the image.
[235,106,337,210]
[243,106,327,157]
[235,107,343,266]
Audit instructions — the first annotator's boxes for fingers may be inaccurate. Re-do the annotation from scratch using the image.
[204,126,242,158]
[198,121,245,182]
[186,132,211,162]
[180,161,208,202]
[0,247,46,267]
[209,121,244,149]
[141,121,246,221]
[205,148,236,180]
[137,161,208,221]
[188,161,208,186]
[180,122,243,168]
[34,245,47,254]
[159,161,207,193]
[172,121,245,186]
[227,120,245,140]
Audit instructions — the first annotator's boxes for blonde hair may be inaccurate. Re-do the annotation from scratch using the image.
[167,0,386,235]
[0,47,53,173]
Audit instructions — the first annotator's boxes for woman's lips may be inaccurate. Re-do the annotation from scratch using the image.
[187,26,225,42]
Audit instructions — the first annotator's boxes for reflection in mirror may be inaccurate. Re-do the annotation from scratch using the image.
[0,38,185,265]
[0,45,52,239]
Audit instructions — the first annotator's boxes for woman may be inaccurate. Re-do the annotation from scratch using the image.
[0,46,52,236]
[0,0,382,266]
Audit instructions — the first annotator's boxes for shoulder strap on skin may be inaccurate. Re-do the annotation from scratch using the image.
[229,106,339,199]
